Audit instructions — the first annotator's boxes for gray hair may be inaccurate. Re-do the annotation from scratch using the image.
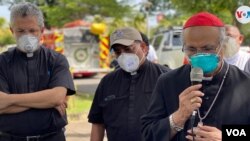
[218,27,226,47]
[10,2,44,28]
[182,27,226,47]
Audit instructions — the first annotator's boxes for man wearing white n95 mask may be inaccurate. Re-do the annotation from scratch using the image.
[224,24,250,70]
[16,34,39,57]
[88,27,170,141]
[0,2,75,141]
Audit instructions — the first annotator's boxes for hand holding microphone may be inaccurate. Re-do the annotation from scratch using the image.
[189,67,204,141]
[172,67,204,129]
[190,67,203,119]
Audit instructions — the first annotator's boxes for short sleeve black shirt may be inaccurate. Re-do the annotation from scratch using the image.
[0,46,75,135]
[88,60,170,141]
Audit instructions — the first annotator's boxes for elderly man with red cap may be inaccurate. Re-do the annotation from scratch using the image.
[141,12,250,141]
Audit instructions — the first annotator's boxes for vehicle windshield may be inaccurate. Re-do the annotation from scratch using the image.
[64,27,98,44]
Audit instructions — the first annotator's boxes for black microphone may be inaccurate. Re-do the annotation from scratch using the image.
[190,67,203,140]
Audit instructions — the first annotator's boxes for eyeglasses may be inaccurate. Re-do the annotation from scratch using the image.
[182,44,220,56]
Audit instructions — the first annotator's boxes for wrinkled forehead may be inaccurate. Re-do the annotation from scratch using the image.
[11,16,40,28]
[183,26,220,47]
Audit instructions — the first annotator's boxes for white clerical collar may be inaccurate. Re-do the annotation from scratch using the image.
[202,76,213,81]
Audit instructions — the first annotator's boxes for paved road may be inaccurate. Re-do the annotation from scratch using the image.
[66,120,107,141]
[66,120,90,141]
[74,73,106,94]
[66,73,107,141]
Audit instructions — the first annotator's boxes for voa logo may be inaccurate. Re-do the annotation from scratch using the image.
[235,6,250,24]
[226,129,246,136]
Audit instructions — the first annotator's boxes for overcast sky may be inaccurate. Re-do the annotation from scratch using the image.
[0,5,10,23]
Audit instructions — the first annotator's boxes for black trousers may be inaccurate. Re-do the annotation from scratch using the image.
[0,131,65,141]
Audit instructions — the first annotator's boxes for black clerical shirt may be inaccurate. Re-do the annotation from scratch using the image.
[88,60,170,141]
[141,62,250,141]
[0,46,75,136]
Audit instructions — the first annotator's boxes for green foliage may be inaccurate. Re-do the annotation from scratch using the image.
[148,0,172,12]
[0,18,6,27]
[240,24,250,46]
[67,94,93,115]
[108,18,129,33]
[107,13,147,35]
[132,13,146,33]
[3,0,250,45]
[40,0,131,28]
[162,0,250,45]
[171,0,249,25]
[0,28,15,47]
[0,18,15,47]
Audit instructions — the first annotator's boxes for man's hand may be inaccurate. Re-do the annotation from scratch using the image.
[173,84,204,127]
[0,91,11,109]
[55,104,66,116]
[55,97,68,116]
[186,124,222,141]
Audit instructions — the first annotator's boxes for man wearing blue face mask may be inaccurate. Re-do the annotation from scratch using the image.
[0,2,75,141]
[88,27,170,141]
[141,12,250,141]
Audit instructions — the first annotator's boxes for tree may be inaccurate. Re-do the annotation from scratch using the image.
[40,0,132,28]
[171,0,250,26]
[0,0,132,28]
[0,17,15,48]
[148,0,173,13]
[0,18,5,27]
[170,0,250,45]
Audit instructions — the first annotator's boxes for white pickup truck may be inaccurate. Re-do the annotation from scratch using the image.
[151,26,185,69]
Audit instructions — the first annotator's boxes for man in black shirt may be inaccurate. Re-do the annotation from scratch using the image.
[141,12,250,141]
[88,27,170,141]
[0,2,75,141]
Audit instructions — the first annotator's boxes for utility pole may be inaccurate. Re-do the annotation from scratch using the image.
[143,1,152,39]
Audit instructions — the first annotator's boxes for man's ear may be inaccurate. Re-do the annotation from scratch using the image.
[41,27,45,33]
[39,27,45,43]
[10,27,14,34]
[239,34,244,45]
[141,42,149,54]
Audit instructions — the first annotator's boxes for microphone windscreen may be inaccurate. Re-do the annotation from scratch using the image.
[190,67,203,85]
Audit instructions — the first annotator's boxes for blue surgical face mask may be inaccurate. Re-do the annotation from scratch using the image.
[189,53,219,74]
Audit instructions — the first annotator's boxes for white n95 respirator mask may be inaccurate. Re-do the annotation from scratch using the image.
[223,37,239,58]
[17,34,39,57]
[117,53,140,73]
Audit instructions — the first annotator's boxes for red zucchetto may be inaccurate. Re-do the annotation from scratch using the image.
[183,12,224,29]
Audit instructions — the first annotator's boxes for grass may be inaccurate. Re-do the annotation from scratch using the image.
[67,93,94,115]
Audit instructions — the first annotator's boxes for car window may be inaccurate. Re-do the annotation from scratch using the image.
[153,35,163,50]
[172,33,182,46]
[164,34,170,46]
